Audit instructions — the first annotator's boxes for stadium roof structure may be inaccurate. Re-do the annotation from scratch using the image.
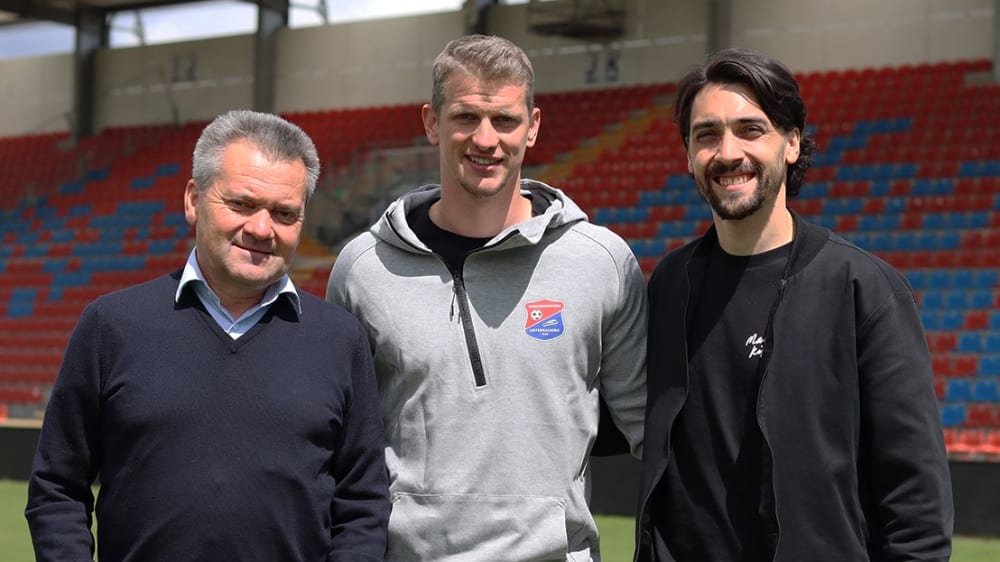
[0,0,294,137]
[0,0,220,27]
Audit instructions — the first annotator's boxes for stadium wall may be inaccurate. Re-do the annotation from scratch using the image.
[0,0,991,137]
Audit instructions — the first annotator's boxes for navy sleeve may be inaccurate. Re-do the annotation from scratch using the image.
[327,324,390,561]
[25,301,104,561]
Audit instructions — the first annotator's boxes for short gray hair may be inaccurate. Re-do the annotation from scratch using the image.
[191,109,321,199]
[430,34,535,116]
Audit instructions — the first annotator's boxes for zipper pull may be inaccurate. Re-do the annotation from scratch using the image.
[449,286,457,321]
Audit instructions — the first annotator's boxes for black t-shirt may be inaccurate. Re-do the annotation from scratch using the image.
[652,240,790,562]
[407,198,492,272]
[406,195,547,272]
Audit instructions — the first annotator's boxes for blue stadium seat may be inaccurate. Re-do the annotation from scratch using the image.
[906,270,926,290]
[923,213,946,229]
[945,379,973,401]
[868,232,893,252]
[939,231,961,249]
[958,332,982,352]
[959,161,983,177]
[639,190,664,206]
[686,205,712,221]
[24,244,47,258]
[969,212,991,228]
[940,404,967,427]
[981,356,1000,377]
[925,270,952,290]
[973,380,1000,402]
[920,310,939,331]
[946,292,970,309]
[869,180,891,196]
[156,162,181,176]
[84,168,109,181]
[952,270,974,290]
[884,198,907,213]
[58,180,85,195]
[52,272,91,288]
[985,332,1000,353]
[915,232,938,250]
[130,177,156,189]
[920,291,945,309]
[42,258,68,273]
[50,229,75,242]
[976,269,999,289]
[971,291,994,309]
[800,182,829,198]
[68,203,92,217]
[940,311,966,331]
[592,208,614,224]
[894,232,916,251]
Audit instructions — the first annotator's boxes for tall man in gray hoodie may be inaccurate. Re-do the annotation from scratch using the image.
[327,34,647,561]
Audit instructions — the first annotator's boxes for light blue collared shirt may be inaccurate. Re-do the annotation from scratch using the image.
[175,249,302,339]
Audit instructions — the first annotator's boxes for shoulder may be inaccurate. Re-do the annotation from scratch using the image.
[562,221,639,265]
[649,237,701,284]
[90,271,181,313]
[331,232,381,275]
[298,291,366,332]
[814,232,911,293]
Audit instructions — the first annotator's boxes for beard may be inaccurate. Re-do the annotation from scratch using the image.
[696,158,785,221]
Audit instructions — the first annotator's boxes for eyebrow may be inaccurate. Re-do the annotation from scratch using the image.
[691,116,771,131]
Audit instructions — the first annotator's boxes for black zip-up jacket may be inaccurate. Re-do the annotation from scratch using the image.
[635,212,953,561]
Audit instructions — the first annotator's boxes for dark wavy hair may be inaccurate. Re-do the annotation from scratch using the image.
[673,48,815,196]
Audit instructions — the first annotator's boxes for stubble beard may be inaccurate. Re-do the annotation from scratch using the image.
[457,165,517,199]
[697,159,785,221]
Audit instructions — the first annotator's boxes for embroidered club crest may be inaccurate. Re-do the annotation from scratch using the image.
[525,299,565,341]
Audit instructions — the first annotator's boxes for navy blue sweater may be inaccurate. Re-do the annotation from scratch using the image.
[26,271,390,561]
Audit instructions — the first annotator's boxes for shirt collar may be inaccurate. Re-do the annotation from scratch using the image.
[175,248,302,316]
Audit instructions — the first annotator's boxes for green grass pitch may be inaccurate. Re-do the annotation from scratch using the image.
[2,479,997,561]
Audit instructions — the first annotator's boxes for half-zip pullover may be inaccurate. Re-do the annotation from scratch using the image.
[328,180,648,561]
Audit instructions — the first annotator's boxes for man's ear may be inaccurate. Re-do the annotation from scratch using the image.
[526,107,541,148]
[183,179,199,227]
[785,128,801,165]
[421,104,439,146]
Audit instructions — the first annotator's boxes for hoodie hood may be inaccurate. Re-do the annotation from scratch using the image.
[370,179,588,254]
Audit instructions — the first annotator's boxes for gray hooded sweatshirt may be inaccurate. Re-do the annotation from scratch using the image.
[327,180,647,561]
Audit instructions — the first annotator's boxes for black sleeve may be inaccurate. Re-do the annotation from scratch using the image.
[591,394,631,457]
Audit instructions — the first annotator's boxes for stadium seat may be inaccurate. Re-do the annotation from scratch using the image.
[983,430,1000,457]
[950,428,986,458]
[974,380,1000,402]
[955,355,980,376]
[958,332,982,352]
[967,403,994,425]
[941,404,967,427]
[928,332,957,352]
[945,379,973,401]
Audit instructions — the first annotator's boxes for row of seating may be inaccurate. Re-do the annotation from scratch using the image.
[944,428,1000,460]
[929,331,1000,353]
[591,191,1000,218]
[938,378,1000,403]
